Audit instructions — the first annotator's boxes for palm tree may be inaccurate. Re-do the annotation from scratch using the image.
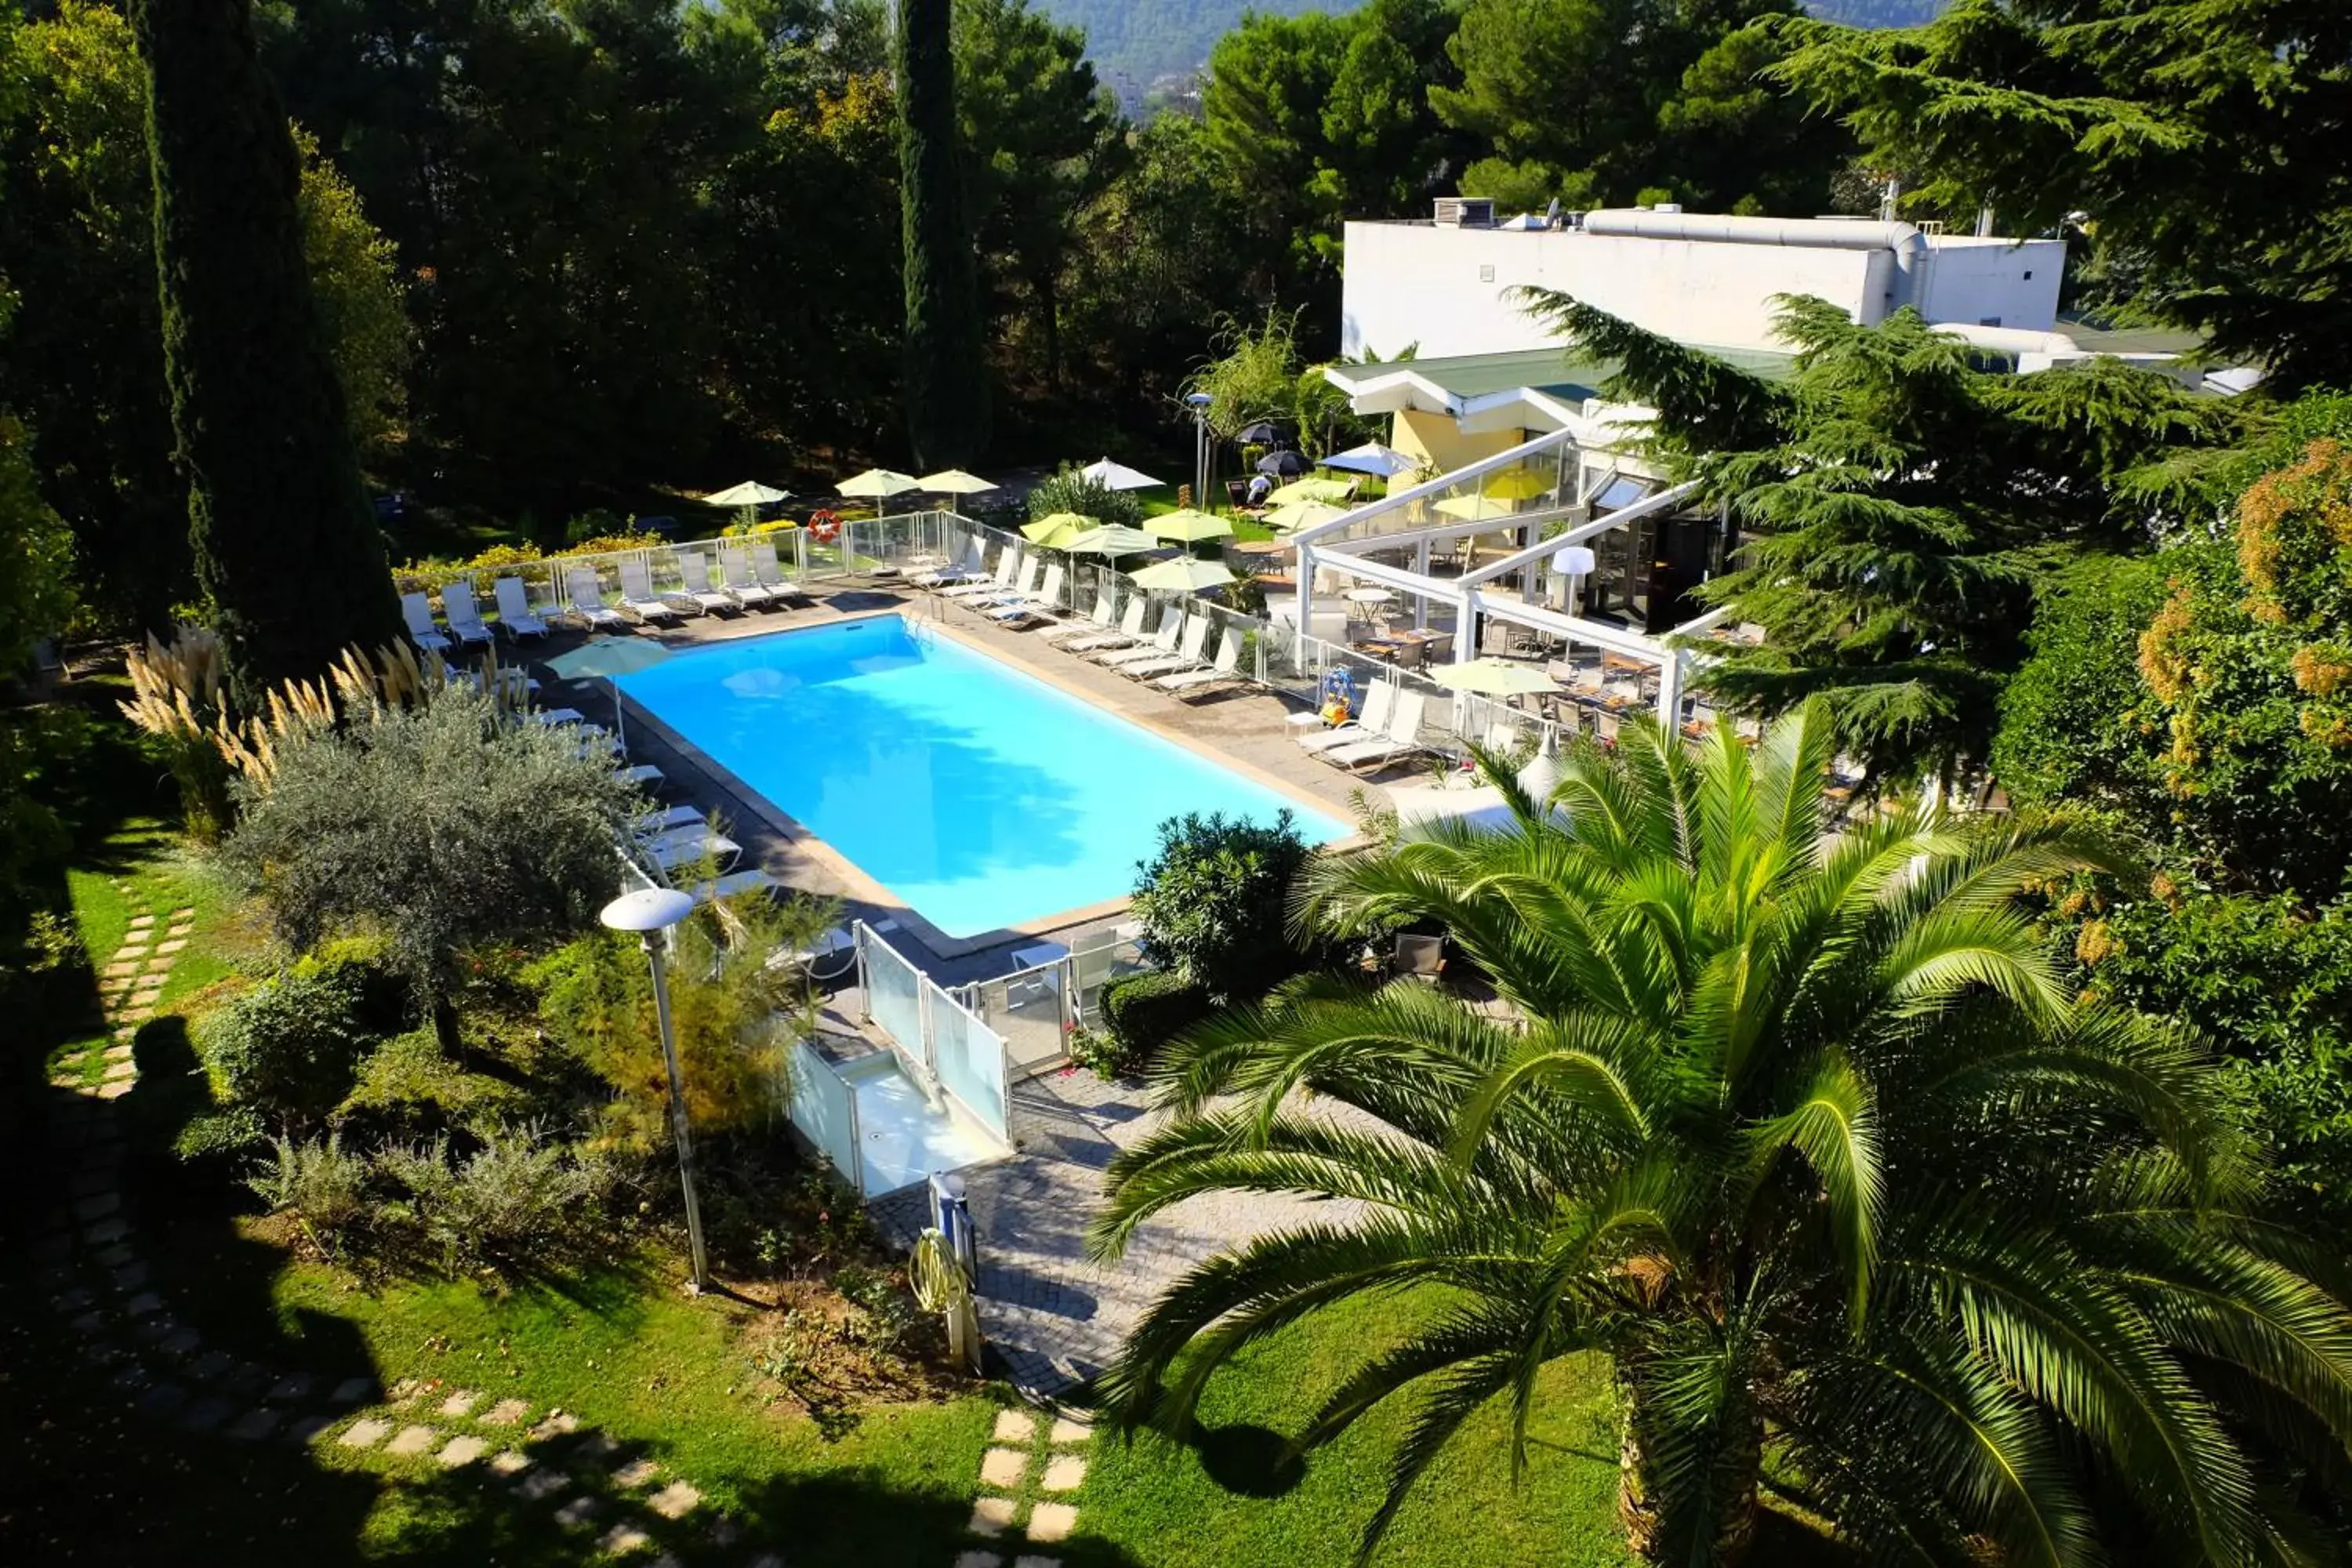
[1090,706,2352,1566]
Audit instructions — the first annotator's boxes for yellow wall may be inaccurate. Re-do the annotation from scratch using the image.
[1390,408,1524,477]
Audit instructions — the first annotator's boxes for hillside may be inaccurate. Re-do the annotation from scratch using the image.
[1037,0,1947,109]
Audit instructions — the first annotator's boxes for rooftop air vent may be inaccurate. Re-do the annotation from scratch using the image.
[1433,197,1496,228]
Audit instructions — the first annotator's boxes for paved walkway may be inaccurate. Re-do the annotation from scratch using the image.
[875,1070,1357,1396]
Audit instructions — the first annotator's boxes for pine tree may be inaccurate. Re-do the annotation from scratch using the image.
[127,0,397,707]
[895,0,989,470]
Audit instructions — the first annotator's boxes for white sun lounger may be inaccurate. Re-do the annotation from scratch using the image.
[441,581,496,647]
[913,539,985,586]
[1098,607,1185,666]
[400,591,452,653]
[1298,680,1396,754]
[717,544,781,608]
[674,550,739,615]
[633,804,710,839]
[561,568,630,632]
[943,550,1018,600]
[493,576,550,640]
[745,535,808,603]
[686,868,777,906]
[1121,613,1208,680]
[1323,689,1430,772]
[1065,595,1145,653]
[616,557,684,623]
[615,763,663,789]
[981,557,1046,612]
[1045,584,1117,642]
[643,825,741,873]
[1160,626,1247,696]
[989,562,1065,625]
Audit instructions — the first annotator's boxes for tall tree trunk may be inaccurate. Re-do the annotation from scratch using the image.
[895,0,989,470]
[129,0,400,710]
[1618,1374,1762,1565]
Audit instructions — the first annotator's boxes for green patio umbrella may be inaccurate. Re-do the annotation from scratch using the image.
[1483,466,1553,502]
[1145,509,1233,544]
[1264,499,1347,533]
[543,634,673,753]
[1022,511,1095,546]
[1428,656,1557,696]
[1130,556,1236,592]
[1267,475,1355,506]
[1061,525,1159,555]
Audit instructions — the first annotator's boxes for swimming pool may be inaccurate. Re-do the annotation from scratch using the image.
[616,615,1352,938]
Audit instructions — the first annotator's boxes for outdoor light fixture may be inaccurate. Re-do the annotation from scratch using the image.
[598,886,710,1293]
[1185,390,1214,508]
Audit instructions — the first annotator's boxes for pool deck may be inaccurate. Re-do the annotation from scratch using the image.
[518,581,1396,986]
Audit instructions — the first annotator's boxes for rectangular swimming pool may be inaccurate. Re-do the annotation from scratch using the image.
[616,615,1352,938]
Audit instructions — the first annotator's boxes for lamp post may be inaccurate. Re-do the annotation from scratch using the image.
[598,886,710,1294]
[1185,390,1212,509]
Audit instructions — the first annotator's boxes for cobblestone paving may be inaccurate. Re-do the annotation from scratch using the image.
[874,1069,1361,1396]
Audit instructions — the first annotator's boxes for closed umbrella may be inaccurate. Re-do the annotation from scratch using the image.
[702,480,792,510]
[1130,557,1236,592]
[1255,449,1310,478]
[837,467,924,499]
[1145,509,1233,544]
[543,635,673,753]
[1267,476,1353,506]
[1429,657,1558,696]
[1319,442,1422,478]
[917,469,996,495]
[1022,511,1095,546]
[1078,456,1166,492]
[1061,525,1158,556]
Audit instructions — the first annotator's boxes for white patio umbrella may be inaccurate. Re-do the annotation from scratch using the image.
[1078,456,1166,492]
[1061,525,1159,555]
[917,469,997,495]
[1319,442,1422,478]
[1429,657,1558,696]
[1264,499,1347,533]
[837,467,924,499]
[1130,557,1236,592]
[702,481,792,509]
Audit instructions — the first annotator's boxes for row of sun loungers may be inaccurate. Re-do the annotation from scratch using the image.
[401,541,811,652]
[1293,677,1432,773]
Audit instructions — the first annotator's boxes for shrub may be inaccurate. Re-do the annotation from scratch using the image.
[194,959,391,1123]
[375,1127,630,1279]
[247,1131,374,1259]
[173,1104,268,1164]
[1027,466,1142,529]
[1128,810,1312,1003]
[1099,971,1211,1064]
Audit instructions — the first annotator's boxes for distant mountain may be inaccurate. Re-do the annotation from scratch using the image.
[1036,0,1947,111]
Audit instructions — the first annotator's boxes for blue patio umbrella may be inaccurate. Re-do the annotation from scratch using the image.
[543,635,673,754]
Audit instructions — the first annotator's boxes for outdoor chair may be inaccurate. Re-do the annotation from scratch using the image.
[1098,607,1185,667]
[674,550,740,615]
[1322,689,1430,773]
[1297,679,1395,753]
[717,544,782,608]
[441,581,496,647]
[563,568,630,632]
[1065,596,1145,653]
[400,591,452,653]
[1159,627,1247,699]
[1119,614,1208,681]
[1389,933,1446,986]
[493,576,550,639]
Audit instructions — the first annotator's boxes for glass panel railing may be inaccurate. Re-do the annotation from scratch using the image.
[786,1040,864,1194]
[928,988,1008,1138]
[861,926,930,1076]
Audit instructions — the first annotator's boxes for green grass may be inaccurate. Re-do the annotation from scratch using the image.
[1070,1291,1639,1568]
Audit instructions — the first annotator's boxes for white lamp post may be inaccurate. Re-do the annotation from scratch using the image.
[1185,390,1213,507]
[1552,543,1596,616]
[598,886,710,1294]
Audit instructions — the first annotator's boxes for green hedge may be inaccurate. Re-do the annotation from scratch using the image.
[1100,971,1211,1064]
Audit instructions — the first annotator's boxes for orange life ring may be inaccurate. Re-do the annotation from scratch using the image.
[809,516,840,544]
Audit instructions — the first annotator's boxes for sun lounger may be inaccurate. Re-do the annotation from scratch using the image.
[913,540,985,587]
[643,824,741,873]
[1323,689,1430,772]
[1097,607,1185,666]
[1044,584,1118,642]
[616,557,684,623]
[685,868,777,906]
[492,576,550,640]
[942,550,1019,599]
[564,568,631,631]
[400,591,452,653]
[744,535,809,604]
[717,544,781,608]
[1065,595,1145,653]
[979,557,1046,612]
[674,550,739,615]
[615,763,664,789]
[441,582,496,647]
[1296,679,1395,753]
[1159,627,1247,697]
[1121,614,1209,681]
[633,804,711,840]
[989,562,1065,626]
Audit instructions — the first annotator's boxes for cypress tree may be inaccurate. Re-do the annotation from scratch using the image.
[128,0,399,707]
[895,0,989,470]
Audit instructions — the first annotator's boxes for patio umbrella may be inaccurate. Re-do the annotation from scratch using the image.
[543,635,673,753]
[1264,499,1347,532]
[1236,421,1281,445]
[1022,511,1095,546]
[917,469,996,495]
[1130,557,1236,592]
[1145,509,1232,544]
[702,480,792,510]
[1267,475,1353,506]
[1078,456,1166,492]
[1483,466,1553,502]
[1061,525,1158,556]
[1255,448,1310,478]
[1429,657,1558,696]
[837,467,924,499]
[1434,493,1506,521]
[1319,441,1421,478]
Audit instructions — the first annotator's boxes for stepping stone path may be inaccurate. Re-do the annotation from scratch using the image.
[38,885,1074,1565]
[954,1408,1090,1565]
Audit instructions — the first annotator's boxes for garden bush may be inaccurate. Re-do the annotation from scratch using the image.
[194,957,394,1123]
[1128,810,1313,1003]
[1026,466,1142,529]
[248,1131,375,1261]
[1099,971,1211,1064]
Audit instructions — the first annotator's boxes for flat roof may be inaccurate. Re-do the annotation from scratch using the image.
[1324,344,1795,404]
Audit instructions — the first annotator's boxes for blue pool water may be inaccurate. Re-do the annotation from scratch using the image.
[616,615,1352,938]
